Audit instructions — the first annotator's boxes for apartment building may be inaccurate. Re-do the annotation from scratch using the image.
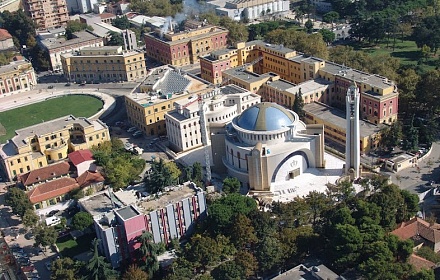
[207,0,290,21]
[0,59,37,96]
[0,115,110,181]
[166,84,261,153]
[201,40,399,125]
[144,20,228,66]
[61,46,146,83]
[125,66,211,136]
[38,31,104,72]
[22,0,69,30]
[80,183,207,268]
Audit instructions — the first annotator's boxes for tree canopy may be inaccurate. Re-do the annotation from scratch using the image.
[71,212,93,231]
[6,187,33,217]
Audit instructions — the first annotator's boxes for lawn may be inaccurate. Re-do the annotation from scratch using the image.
[0,95,103,144]
[351,39,438,71]
[56,233,95,259]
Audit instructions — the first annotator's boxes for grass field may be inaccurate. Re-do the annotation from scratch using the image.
[352,39,438,71]
[0,95,103,144]
[56,233,95,259]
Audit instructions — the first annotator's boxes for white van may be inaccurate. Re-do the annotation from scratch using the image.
[45,216,61,226]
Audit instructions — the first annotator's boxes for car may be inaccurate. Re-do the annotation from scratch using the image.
[0,175,3,181]
[45,261,51,271]
[13,252,27,258]
[24,232,34,240]
[58,230,70,238]
[18,258,31,266]
[65,83,71,86]
[127,127,137,133]
[47,210,60,217]
[48,85,54,89]
[79,82,86,86]
[133,131,143,137]
[21,265,35,273]
[133,130,142,135]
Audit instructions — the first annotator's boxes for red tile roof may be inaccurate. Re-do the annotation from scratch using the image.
[18,162,71,186]
[76,170,105,188]
[409,254,435,271]
[27,177,79,204]
[391,217,440,244]
[68,149,94,166]
[99,12,116,19]
[0,29,12,41]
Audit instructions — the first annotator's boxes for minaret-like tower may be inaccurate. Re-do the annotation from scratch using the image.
[345,80,361,179]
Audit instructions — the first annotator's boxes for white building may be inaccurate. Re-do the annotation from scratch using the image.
[211,102,325,192]
[66,0,99,13]
[207,0,290,21]
[165,84,261,153]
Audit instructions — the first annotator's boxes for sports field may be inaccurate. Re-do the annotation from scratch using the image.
[0,95,103,144]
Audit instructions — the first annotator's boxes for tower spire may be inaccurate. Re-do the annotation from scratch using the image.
[345,80,361,179]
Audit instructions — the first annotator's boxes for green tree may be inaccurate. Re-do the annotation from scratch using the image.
[305,19,314,33]
[328,224,363,270]
[379,121,403,151]
[229,214,258,249]
[235,251,258,278]
[6,187,33,217]
[65,20,89,39]
[305,190,329,226]
[219,17,249,45]
[145,158,173,193]
[22,209,39,228]
[358,241,395,280]
[185,234,222,269]
[409,268,435,280]
[404,118,419,151]
[112,16,131,29]
[211,260,244,280]
[413,15,440,54]
[122,265,148,280]
[86,239,117,280]
[192,162,203,182]
[415,246,440,263]
[50,257,83,280]
[71,212,93,231]
[164,161,182,184]
[323,11,339,24]
[107,31,124,46]
[319,29,336,44]
[292,88,305,119]
[34,225,57,249]
[222,177,241,194]
[255,236,283,274]
[137,231,159,276]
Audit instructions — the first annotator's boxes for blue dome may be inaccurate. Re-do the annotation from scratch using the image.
[236,103,295,131]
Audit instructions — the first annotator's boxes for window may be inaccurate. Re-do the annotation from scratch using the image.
[17,159,21,163]
[89,136,93,141]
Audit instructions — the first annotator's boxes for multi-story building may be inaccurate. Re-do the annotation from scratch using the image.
[303,102,382,153]
[207,0,290,21]
[0,59,37,96]
[166,84,261,153]
[0,115,110,181]
[80,183,207,268]
[61,46,146,83]
[38,31,104,72]
[144,20,228,66]
[201,40,399,125]
[125,66,211,136]
[22,0,69,30]
[66,0,99,14]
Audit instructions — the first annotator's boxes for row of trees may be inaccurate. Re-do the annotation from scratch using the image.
[160,175,428,279]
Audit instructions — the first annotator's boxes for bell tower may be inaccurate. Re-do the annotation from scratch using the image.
[345,80,361,179]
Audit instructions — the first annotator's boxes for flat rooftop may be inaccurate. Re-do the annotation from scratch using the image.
[40,31,102,50]
[116,205,140,220]
[388,153,415,163]
[303,102,382,138]
[285,78,332,94]
[0,59,32,75]
[223,68,277,84]
[80,192,123,218]
[140,184,197,211]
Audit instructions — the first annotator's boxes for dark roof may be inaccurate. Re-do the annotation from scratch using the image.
[18,162,71,186]
[116,205,139,220]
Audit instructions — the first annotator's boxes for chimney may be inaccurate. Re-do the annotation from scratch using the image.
[169,18,173,32]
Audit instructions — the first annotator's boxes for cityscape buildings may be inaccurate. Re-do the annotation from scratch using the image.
[207,0,290,21]
[0,59,37,96]
[22,0,70,30]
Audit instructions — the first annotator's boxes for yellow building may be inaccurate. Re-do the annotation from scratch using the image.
[126,66,211,136]
[303,102,382,153]
[0,59,37,96]
[61,46,146,83]
[0,115,110,181]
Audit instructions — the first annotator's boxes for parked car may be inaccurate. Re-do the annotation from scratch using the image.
[48,85,54,89]
[21,265,35,273]
[65,83,71,86]
[127,127,137,133]
[47,210,60,217]
[18,257,31,266]
[133,131,143,136]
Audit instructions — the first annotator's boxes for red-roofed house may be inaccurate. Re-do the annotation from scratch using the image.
[76,170,105,191]
[392,217,440,252]
[0,29,14,50]
[27,177,79,209]
[17,161,71,190]
[98,13,116,24]
[408,254,435,271]
[68,149,96,177]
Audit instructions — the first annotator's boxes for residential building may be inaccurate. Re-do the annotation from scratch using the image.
[0,29,14,50]
[271,263,340,280]
[99,13,117,24]
[392,217,440,252]
[38,31,104,72]
[385,153,418,172]
[68,149,96,176]
[125,66,211,136]
[107,1,130,15]
[303,102,382,154]
[144,20,228,66]
[22,0,69,30]
[0,59,37,96]
[0,115,110,181]
[207,0,290,21]
[127,13,167,30]
[80,182,207,268]
[201,40,399,125]
[61,46,146,83]
[212,102,325,191]
[166,84,261,153]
